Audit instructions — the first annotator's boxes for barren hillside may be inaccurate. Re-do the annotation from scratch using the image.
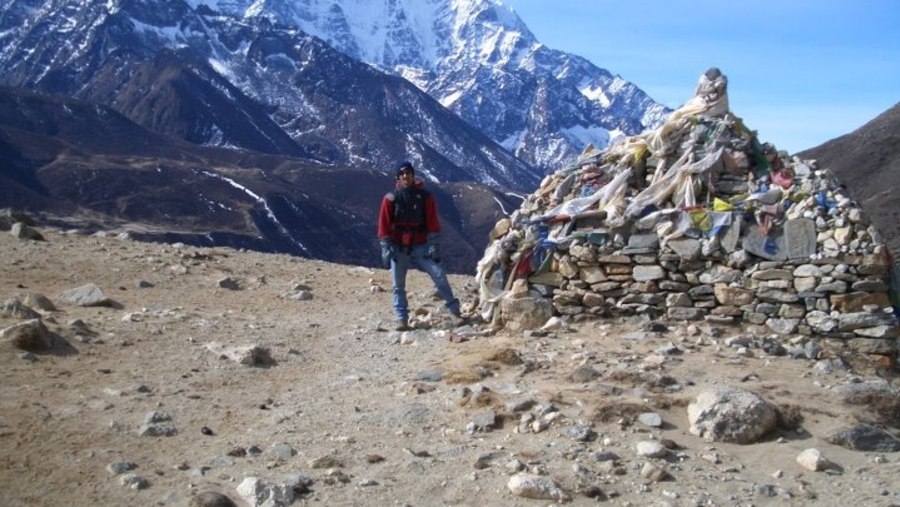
[1,227,899,506]
[799,103,900,255]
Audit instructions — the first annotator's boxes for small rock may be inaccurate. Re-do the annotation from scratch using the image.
[570,365,600,383]
[309,455,342,469]
[217,277,241,290]
[189,491,237,507]
[291,290,314,301]
[283,473,315,494]
[755,484,778,497]
[592,450,620,462]
[236,477,294,507]
[640,462,670,482]
[470,410,498,432]
[118,473,149,490]
[505,397,536,412]
[414,369,444,382]
[638,412,663,428]
[473,454,494,470]
[580,485,606,499]
[226,447,247,457]
[563,425,596,442]
[139,411,177,437]
[205,342,275,367]
[531,419,549,433]
[106,461,137,475]
[636,441,668,458]
[507,474,570,501]
[69,319,95,336]
[271,443,295,460]
[701,452,720,464]
[506,459,525,473]
[796,448,836,471]
[403,448,431,458]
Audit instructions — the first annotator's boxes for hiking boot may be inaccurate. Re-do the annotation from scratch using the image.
[395,320,411,332]
[448,313,467,327]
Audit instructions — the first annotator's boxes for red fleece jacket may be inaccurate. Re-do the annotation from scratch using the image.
[377,179,441,246]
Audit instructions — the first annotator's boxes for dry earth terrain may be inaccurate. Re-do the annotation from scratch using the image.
[1,228,900,507]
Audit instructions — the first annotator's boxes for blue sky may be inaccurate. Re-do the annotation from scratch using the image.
[504,0,900,153]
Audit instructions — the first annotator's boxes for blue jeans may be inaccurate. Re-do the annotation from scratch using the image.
[391,244,460,322]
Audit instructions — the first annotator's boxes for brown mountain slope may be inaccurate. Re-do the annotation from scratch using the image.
[0,87,518,273]
[798,103,900,254]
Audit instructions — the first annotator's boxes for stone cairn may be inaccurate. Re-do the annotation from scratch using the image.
[476,68,899,355]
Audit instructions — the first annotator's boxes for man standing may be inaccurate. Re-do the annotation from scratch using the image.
[378,161,462,330]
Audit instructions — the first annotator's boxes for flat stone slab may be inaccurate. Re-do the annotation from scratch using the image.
[628,233,659,250]
[720,216,742,253]
[784,218,817,260]
[668,238,701,260]
[632,265,665,281]
[742,227,787,261]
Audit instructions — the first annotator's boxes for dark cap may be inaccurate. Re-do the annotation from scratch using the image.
[395,161,414,178]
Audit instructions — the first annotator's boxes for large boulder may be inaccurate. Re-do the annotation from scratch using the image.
[10,222,44,241]
[58,283,113,307]
[825,424,900,452]
[499,297,554,331]
[687,387,778,444]
[1,319,53,350]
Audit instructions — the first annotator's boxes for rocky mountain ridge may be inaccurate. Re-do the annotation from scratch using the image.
[0,0,541,191]
[191,0,670,171]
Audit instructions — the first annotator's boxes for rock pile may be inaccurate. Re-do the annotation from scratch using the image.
[476,68,899,355]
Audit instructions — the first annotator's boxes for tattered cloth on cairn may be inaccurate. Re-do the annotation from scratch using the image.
[477,68,900,351]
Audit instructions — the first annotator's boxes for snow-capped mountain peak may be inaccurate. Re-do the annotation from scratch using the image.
[1,0,667,179]
[193,0,668,172]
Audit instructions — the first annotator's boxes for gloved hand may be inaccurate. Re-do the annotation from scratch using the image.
[426,233,441,263]
[380,238,394,268]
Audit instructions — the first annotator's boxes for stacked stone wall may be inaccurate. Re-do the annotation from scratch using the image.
[527,226,896,354]
[476,69,899,353]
